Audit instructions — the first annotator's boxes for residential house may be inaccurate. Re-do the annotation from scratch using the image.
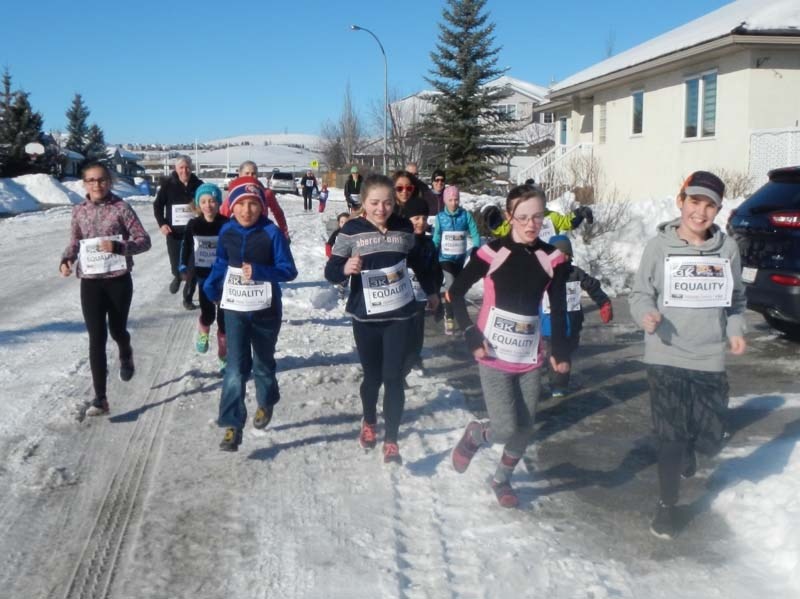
[384,75,554,179]
[526,0,800,200]
[107,146,145,182]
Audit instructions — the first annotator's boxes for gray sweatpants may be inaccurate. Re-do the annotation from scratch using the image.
[478,364,542,482]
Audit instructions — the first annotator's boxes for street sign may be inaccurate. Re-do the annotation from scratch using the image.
[310,160,319,169]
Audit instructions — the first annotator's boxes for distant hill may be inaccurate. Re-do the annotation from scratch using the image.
[205,133,322,149]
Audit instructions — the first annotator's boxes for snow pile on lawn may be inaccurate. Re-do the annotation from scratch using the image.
[13,174,84,207]
[0,178,41,213]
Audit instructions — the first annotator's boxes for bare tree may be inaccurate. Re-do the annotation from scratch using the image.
[372,89,434,171]
[320,82,365,169]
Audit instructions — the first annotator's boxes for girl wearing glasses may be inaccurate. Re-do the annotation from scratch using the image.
[325,174,440,465]
[59,162,152,416]
[447,185,570,507]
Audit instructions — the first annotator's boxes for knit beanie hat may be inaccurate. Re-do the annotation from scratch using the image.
[404,196,429,219]
[194,183,222,206]
[227,176,266,211]
[443,185,460,203]
[350,165,359,174]
[431,168,446,181]
[549,234,573,255]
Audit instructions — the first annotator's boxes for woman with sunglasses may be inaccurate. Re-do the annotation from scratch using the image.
[446,185,570,507]
[59,161,152,416]
[325,174,440,465]
[392,170,417,217]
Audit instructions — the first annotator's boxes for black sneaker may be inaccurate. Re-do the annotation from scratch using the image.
[119,350,135,382]
[253,406,273,430]
[219,427,242,452]
[169,276,181,294]
[182,300,198,310]
[650,502,677,539]
[86,397,109,417]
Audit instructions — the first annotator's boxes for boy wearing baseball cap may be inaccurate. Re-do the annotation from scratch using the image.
[629,170,746,539]
[203,176,298,451]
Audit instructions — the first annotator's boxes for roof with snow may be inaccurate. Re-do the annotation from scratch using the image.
[107,146,143,161]
[551,0,800,94]
[398,74,549,104]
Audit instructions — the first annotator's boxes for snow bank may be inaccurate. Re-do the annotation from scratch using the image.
[14,174,84,207]
[0,178,41,214]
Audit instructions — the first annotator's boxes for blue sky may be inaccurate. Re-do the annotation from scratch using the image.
[0,0,732,143]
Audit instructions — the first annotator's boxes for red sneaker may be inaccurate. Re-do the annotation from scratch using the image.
[359,419,377,449]
[383,442,402,464]
[451,421,483,473]
[490,480,519,508]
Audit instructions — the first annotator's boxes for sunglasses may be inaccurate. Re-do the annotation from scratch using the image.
[84,178,109,185]
[395,185,415,193]
[433,177,445,183]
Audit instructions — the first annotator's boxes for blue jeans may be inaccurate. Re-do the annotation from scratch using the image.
[218,310,281,430]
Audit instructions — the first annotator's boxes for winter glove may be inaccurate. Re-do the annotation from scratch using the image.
[570,206,594,229]
[599,301,613,323]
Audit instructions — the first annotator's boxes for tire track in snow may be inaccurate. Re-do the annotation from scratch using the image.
[57,316,193,599]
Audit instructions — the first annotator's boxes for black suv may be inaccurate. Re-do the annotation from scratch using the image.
[728,166,800,338]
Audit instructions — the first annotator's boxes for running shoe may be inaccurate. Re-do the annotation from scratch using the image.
[169,276,180,294]
[359,419,377,449]
[490,479,519,508]
[119,351,135,382]
[383,442,402,464]
[253,406,273,430]
[86,397,109,417]
[196,332,209,354]
[219,427,242,452]
[650,502,677,539]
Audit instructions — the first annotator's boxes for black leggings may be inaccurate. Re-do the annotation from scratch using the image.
[196,276,226,333]
[303,190,313,211]
[80,274,133,400]
[166,235,195,302]
[352,318,410,443]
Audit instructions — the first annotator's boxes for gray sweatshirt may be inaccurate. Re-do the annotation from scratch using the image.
[629,218,746,372]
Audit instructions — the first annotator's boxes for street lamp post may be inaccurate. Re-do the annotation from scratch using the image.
[350,24,387,176]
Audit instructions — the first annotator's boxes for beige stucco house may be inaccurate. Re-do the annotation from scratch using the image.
[526,0,800,200]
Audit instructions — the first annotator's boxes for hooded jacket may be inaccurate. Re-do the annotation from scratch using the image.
[629,218,746,372]
[432,206,481,262]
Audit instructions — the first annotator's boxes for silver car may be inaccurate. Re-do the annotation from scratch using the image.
[269,171,298,195]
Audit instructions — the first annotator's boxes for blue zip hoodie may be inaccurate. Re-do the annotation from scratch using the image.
[432,206,481,263]
[203,216,297,319]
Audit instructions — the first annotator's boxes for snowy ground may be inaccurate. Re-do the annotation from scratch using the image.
[0,179,798,598]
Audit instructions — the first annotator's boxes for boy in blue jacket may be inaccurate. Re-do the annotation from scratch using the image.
[540,235,613,398]
[433,185,481,334]
[204,176,298,451]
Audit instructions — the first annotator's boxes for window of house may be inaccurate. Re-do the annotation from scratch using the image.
[543,112,554,124]
[632,90,644,135]
[497,104,518,119]
[684,71,717,138]
[599,103,607,144]
[559,117,567,145]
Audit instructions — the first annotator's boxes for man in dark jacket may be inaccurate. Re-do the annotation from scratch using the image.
[153,155,203,309]
[344,166,363,212]
[300,169,318,212]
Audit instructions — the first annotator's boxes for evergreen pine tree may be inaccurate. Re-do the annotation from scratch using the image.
[65,93,90,155]
[423,0,513,187]
[0,69,45,177]
[84,124,107,161]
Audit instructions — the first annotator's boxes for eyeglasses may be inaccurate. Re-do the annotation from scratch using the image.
[512,213,545,224]
[395,185,415,193]
[433,177,445,183]
[84,178,109,185]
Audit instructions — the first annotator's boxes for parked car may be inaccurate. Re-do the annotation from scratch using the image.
[222,171,238,190]
[728,166,800,338]
[269,171,298,195]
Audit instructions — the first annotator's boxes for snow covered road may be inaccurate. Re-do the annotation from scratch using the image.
[0,189,798,598]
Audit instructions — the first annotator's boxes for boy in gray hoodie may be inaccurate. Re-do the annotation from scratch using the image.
[629,171,747,540]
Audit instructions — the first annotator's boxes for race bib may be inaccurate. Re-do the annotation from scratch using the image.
[171,203,194,227]
[305,179,315,187]
[484,307,540,364]
[350,194,361,205]
[539,216,557,241]
[193,235,218,268]
[410,271,428,302]
[441,231,467,256]
[220,266,272,312]
[542,280,582,313]
[78,235,127,275]
[663,256,733,308]
[360,260,414,314]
